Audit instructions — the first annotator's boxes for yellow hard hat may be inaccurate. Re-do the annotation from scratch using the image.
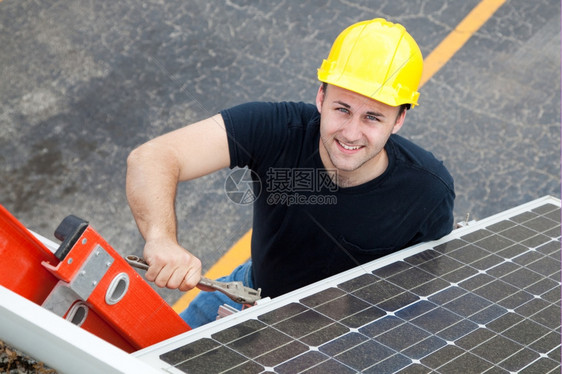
[318,18,423,107]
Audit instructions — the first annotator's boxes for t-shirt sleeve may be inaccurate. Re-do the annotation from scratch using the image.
[388,135,456,246]
[408,187,455,246]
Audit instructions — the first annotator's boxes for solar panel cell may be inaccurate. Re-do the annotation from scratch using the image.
[519,357,560,374]
[298,322,348,347]
[363,353,411,373]
[438,352,493,373]
[300,358,357,374]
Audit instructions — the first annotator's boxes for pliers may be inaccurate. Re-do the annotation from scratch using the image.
[125,255,262,305]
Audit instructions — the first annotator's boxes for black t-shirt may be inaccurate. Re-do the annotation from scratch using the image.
[221,101,455,297]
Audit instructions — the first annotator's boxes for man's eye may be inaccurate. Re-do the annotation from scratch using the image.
[366,115,379,121]
[337,107,350,114]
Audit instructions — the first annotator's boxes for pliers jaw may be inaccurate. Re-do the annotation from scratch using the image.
[198,277,262,305]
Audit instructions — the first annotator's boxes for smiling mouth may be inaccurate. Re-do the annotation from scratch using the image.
[337,140,362,151]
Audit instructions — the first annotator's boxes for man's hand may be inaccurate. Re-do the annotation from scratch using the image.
[143,238,202,292]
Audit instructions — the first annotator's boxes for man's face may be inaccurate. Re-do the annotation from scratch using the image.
[316,84,406,185]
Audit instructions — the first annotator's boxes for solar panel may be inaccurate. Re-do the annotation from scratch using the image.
[135,196,561,373]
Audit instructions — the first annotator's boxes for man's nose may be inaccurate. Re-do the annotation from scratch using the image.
[340,117,362,142]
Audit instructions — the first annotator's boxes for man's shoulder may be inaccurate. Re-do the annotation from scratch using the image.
[388,135,454,189]
[222,101,317,121]
[221,101,320,170]
[221,101,319,139]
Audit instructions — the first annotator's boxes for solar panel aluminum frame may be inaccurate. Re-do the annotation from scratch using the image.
[134,195,560,373]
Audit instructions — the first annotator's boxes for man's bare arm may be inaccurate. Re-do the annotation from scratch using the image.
[126,114,230,291]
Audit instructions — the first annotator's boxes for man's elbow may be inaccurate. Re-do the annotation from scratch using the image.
[126,141,182,183]
[127,142,161,170]
[126,143,160,184]
[126,144,146,171]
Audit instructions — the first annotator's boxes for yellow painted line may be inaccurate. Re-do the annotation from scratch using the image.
[420,0,506,87]
[172,0,505,312]
[172,229,252,312]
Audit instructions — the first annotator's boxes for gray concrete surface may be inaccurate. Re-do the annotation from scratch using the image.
[1,0,560,305]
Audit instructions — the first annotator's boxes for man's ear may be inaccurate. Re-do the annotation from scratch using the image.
[392,109,407,134]
[315,84,325,113]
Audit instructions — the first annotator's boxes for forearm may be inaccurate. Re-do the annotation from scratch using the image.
[126,142,202,290]
[126,141,181,244]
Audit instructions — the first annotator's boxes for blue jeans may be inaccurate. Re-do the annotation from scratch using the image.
[179,261,254,328]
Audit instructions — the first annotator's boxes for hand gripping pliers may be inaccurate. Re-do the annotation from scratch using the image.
[125,255,262,305]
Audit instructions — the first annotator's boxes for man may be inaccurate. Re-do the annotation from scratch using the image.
[126,18,455,328]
